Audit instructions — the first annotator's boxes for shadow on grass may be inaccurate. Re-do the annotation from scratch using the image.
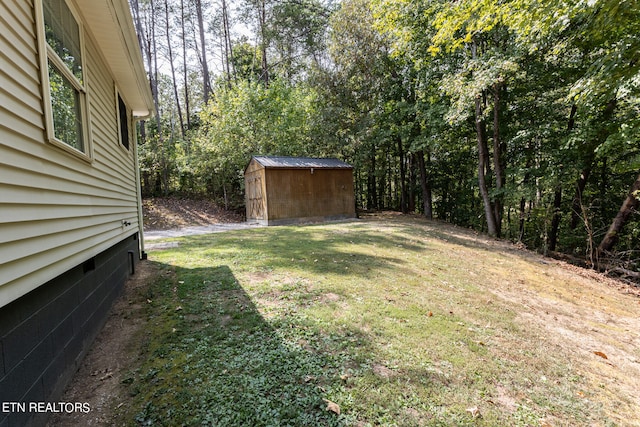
[364,214,518,257]
[178,223,428,278]
[124,262,363,427]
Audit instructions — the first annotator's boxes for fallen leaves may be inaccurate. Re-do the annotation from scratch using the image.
[323,399,340,415]
[466,406,481,418]
[91,369,113,381]
[142,196,242,231]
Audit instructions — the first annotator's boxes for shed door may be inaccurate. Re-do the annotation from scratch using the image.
[248,176,265,220]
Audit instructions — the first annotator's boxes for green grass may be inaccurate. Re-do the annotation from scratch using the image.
[115,216,616,426]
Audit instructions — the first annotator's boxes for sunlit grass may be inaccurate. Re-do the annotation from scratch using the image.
[114,216,628,426]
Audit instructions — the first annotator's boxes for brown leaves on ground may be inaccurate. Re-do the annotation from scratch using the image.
[323,399,341,415]
[142,196,243,231]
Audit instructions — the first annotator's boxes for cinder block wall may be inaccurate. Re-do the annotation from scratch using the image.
[0,234,139,427]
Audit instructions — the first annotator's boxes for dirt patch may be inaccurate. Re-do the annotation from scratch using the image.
[488,260,640,425]
[142,197,261,244]
[372,364,397,379]
[46,261,160,427]
[143,196,243,231]
[320,292,341,303]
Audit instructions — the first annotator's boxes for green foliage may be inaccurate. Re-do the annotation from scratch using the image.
[48,63,83,151]
[369,0,640,258]
[189,79,321,206]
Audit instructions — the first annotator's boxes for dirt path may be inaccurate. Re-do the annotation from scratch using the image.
[144,221,263,242]
[46,260,159,427]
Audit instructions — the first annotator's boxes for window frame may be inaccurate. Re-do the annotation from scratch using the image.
[115,88,131,151]
[36,0,92,161]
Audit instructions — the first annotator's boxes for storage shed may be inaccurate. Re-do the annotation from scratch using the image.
[245,156,356,225]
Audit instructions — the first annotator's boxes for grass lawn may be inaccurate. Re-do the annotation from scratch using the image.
[114,214,640,426]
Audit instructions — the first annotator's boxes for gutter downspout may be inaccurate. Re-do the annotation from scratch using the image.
[133,115,150,260]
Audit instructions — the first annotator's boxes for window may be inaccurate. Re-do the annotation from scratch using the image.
[117,93,130,150]
[40,0,88,156]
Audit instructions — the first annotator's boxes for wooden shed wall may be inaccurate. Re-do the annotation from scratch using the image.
[264,168,355,223]
[245,160,267,221]
[0,0,141,307]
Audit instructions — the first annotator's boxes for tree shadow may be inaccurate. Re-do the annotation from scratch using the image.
[372,214,526,257]
[127,262,369,426]
[179,221,428,278]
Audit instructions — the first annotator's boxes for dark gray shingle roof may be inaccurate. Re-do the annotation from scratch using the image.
[252,156,352,169]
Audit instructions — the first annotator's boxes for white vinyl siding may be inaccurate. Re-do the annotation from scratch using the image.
[0,0,141,308]
[0,1,44,144]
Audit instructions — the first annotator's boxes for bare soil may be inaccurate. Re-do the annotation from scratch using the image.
[47,201,640,426]
[46,260,159,427]
[142,196,243,230]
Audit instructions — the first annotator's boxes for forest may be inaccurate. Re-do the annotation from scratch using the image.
[130,0,640,275]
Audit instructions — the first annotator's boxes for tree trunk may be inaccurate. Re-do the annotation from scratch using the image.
[221,0,235,80]
[475,93,498,236]
[518,196,526,242]
[181,0,192,133]
[149,0,167,194]
[600,157,608,218]
[569,164,593,229]
[570,100,617,229]
[596,173,640,256]
[471,40,498,236]
[397,136,408,214]
[549,104,577,247]
[194,0,211,103]
[258,0,269,85]
[408,154,416,213]
[417,149,432,219]
[164,0,185,139]
[548,187,562,251]
[368,144,378,209]
[492,82,505,237]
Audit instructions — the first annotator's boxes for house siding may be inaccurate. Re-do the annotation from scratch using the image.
[0,0,148,425]
[0,0,141,308]
[0,0,43,145]
[0,234,139,427]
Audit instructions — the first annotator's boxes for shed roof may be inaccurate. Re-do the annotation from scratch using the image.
[251,156,352,169]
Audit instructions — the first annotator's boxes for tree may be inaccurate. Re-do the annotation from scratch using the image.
[191,79,320,205]
[194,0,212,102]
[164,0,186,138]
[598,173,640,257]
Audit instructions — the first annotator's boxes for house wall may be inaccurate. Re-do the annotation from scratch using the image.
[264,168,356,224]
[0,0,141,308]
[0,1,145,425]
[0,234,138,427]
